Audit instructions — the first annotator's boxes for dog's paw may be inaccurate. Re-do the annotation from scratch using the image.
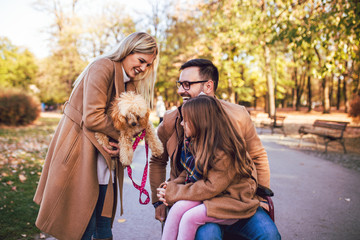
[149,141,164,157]
[119,149,134,167]
[95,132,112,149]
[120,157,133,166]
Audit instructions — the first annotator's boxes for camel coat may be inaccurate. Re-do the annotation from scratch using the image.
[165,151,259,219]
[33,58,136,240]
[149,100,270,205]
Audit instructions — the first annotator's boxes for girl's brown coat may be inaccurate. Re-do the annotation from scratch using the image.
[165,151,259,219]
[33,58,136,240]
[150,100,270,219]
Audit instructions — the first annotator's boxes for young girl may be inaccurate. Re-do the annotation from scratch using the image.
[157,95,260,240]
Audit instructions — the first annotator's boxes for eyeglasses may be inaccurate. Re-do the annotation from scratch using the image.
[176,80,209,90]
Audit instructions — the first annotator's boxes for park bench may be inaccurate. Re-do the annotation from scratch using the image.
[298,120,349,153]
[260,115,286,136]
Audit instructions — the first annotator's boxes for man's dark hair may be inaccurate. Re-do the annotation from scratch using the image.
[180,59,219,91]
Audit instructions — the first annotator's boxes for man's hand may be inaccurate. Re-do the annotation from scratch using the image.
[155,203,166,222]
[260,201,270,212]
[102,142,119,157]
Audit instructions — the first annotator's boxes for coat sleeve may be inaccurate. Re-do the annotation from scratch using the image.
[149,117,171,203]
[82,59,120,141]
[164,153,236,205]
[239,106,270,188]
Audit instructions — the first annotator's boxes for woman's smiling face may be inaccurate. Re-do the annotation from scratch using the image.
[122,52,156,79]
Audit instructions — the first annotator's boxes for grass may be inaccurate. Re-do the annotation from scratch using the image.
[0,116,60,240]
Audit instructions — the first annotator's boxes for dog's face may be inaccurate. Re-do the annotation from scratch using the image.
[111,92,150,133]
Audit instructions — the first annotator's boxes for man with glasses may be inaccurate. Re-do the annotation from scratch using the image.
[149,59,280,239]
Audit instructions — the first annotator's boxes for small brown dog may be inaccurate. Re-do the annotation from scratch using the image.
[95,91,164,167]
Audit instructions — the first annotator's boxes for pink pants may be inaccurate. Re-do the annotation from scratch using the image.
[161,200,238,240]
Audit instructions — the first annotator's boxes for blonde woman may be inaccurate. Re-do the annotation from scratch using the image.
[34,32,159,240]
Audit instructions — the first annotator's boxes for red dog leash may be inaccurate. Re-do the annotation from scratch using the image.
[126,129,150,205]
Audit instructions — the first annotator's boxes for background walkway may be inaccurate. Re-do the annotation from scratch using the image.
[261,134,360,240]
[110,133,360,240]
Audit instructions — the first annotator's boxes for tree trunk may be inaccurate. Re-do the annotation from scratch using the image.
[314,46,330,113]
[329,74,334,107]
[336,76,341,110]
[307,62,312,112]
[264,93,269,113]
[227,72,235,103]
[253,87,257,108]
[292,87,296,109]
[322,77,331,113]
[264,46,275,117]
[343,77,348,113]
[294,68,301,111]
[296,88,301,111]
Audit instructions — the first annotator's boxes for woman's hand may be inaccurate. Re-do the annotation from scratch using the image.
[102,142,119,157]
[157,182,168,206]
[155,203,166,222]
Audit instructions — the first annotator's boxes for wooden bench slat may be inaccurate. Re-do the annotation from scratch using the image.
[298,119,349,153]
[313,120,348,130]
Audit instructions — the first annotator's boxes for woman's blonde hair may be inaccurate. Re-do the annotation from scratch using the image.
[181,95,253,178]
[72,32,159,107]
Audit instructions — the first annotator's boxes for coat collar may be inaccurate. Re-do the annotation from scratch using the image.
[114,61,125,97]
[114,60,137,95]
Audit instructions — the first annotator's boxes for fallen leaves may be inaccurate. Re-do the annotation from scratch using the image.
[0,116,58,239]
[19,174,27,183]
[6,180,14,186]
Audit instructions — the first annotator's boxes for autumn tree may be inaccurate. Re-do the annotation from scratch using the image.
[81,3,136,59]
[0,37,38,91]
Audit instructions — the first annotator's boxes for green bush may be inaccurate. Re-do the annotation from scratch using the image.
[0,90,41,126]
[349,95,360,123]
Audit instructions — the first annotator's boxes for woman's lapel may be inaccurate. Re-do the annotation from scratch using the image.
[113,61,125,96]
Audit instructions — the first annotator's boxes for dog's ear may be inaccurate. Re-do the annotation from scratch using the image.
[110,102,126,130]
[110,100,120,119]
[139,111,150,127]
[113,115,126,130]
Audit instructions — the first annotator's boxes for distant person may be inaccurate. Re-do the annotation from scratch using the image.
[33,32,159,240]
[156,95,166,123]
[158,95,260,240]
[41,102,45,112]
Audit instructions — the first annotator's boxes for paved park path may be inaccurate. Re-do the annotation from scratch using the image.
[261,135,360,240]
[108,134,360,240]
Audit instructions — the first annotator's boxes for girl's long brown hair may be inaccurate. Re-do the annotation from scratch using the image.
[182,95,253,178]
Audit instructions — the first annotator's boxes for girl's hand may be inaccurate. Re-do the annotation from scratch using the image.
[102,142,119,157]
[157,182,168,206]
[260,201,270,212]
